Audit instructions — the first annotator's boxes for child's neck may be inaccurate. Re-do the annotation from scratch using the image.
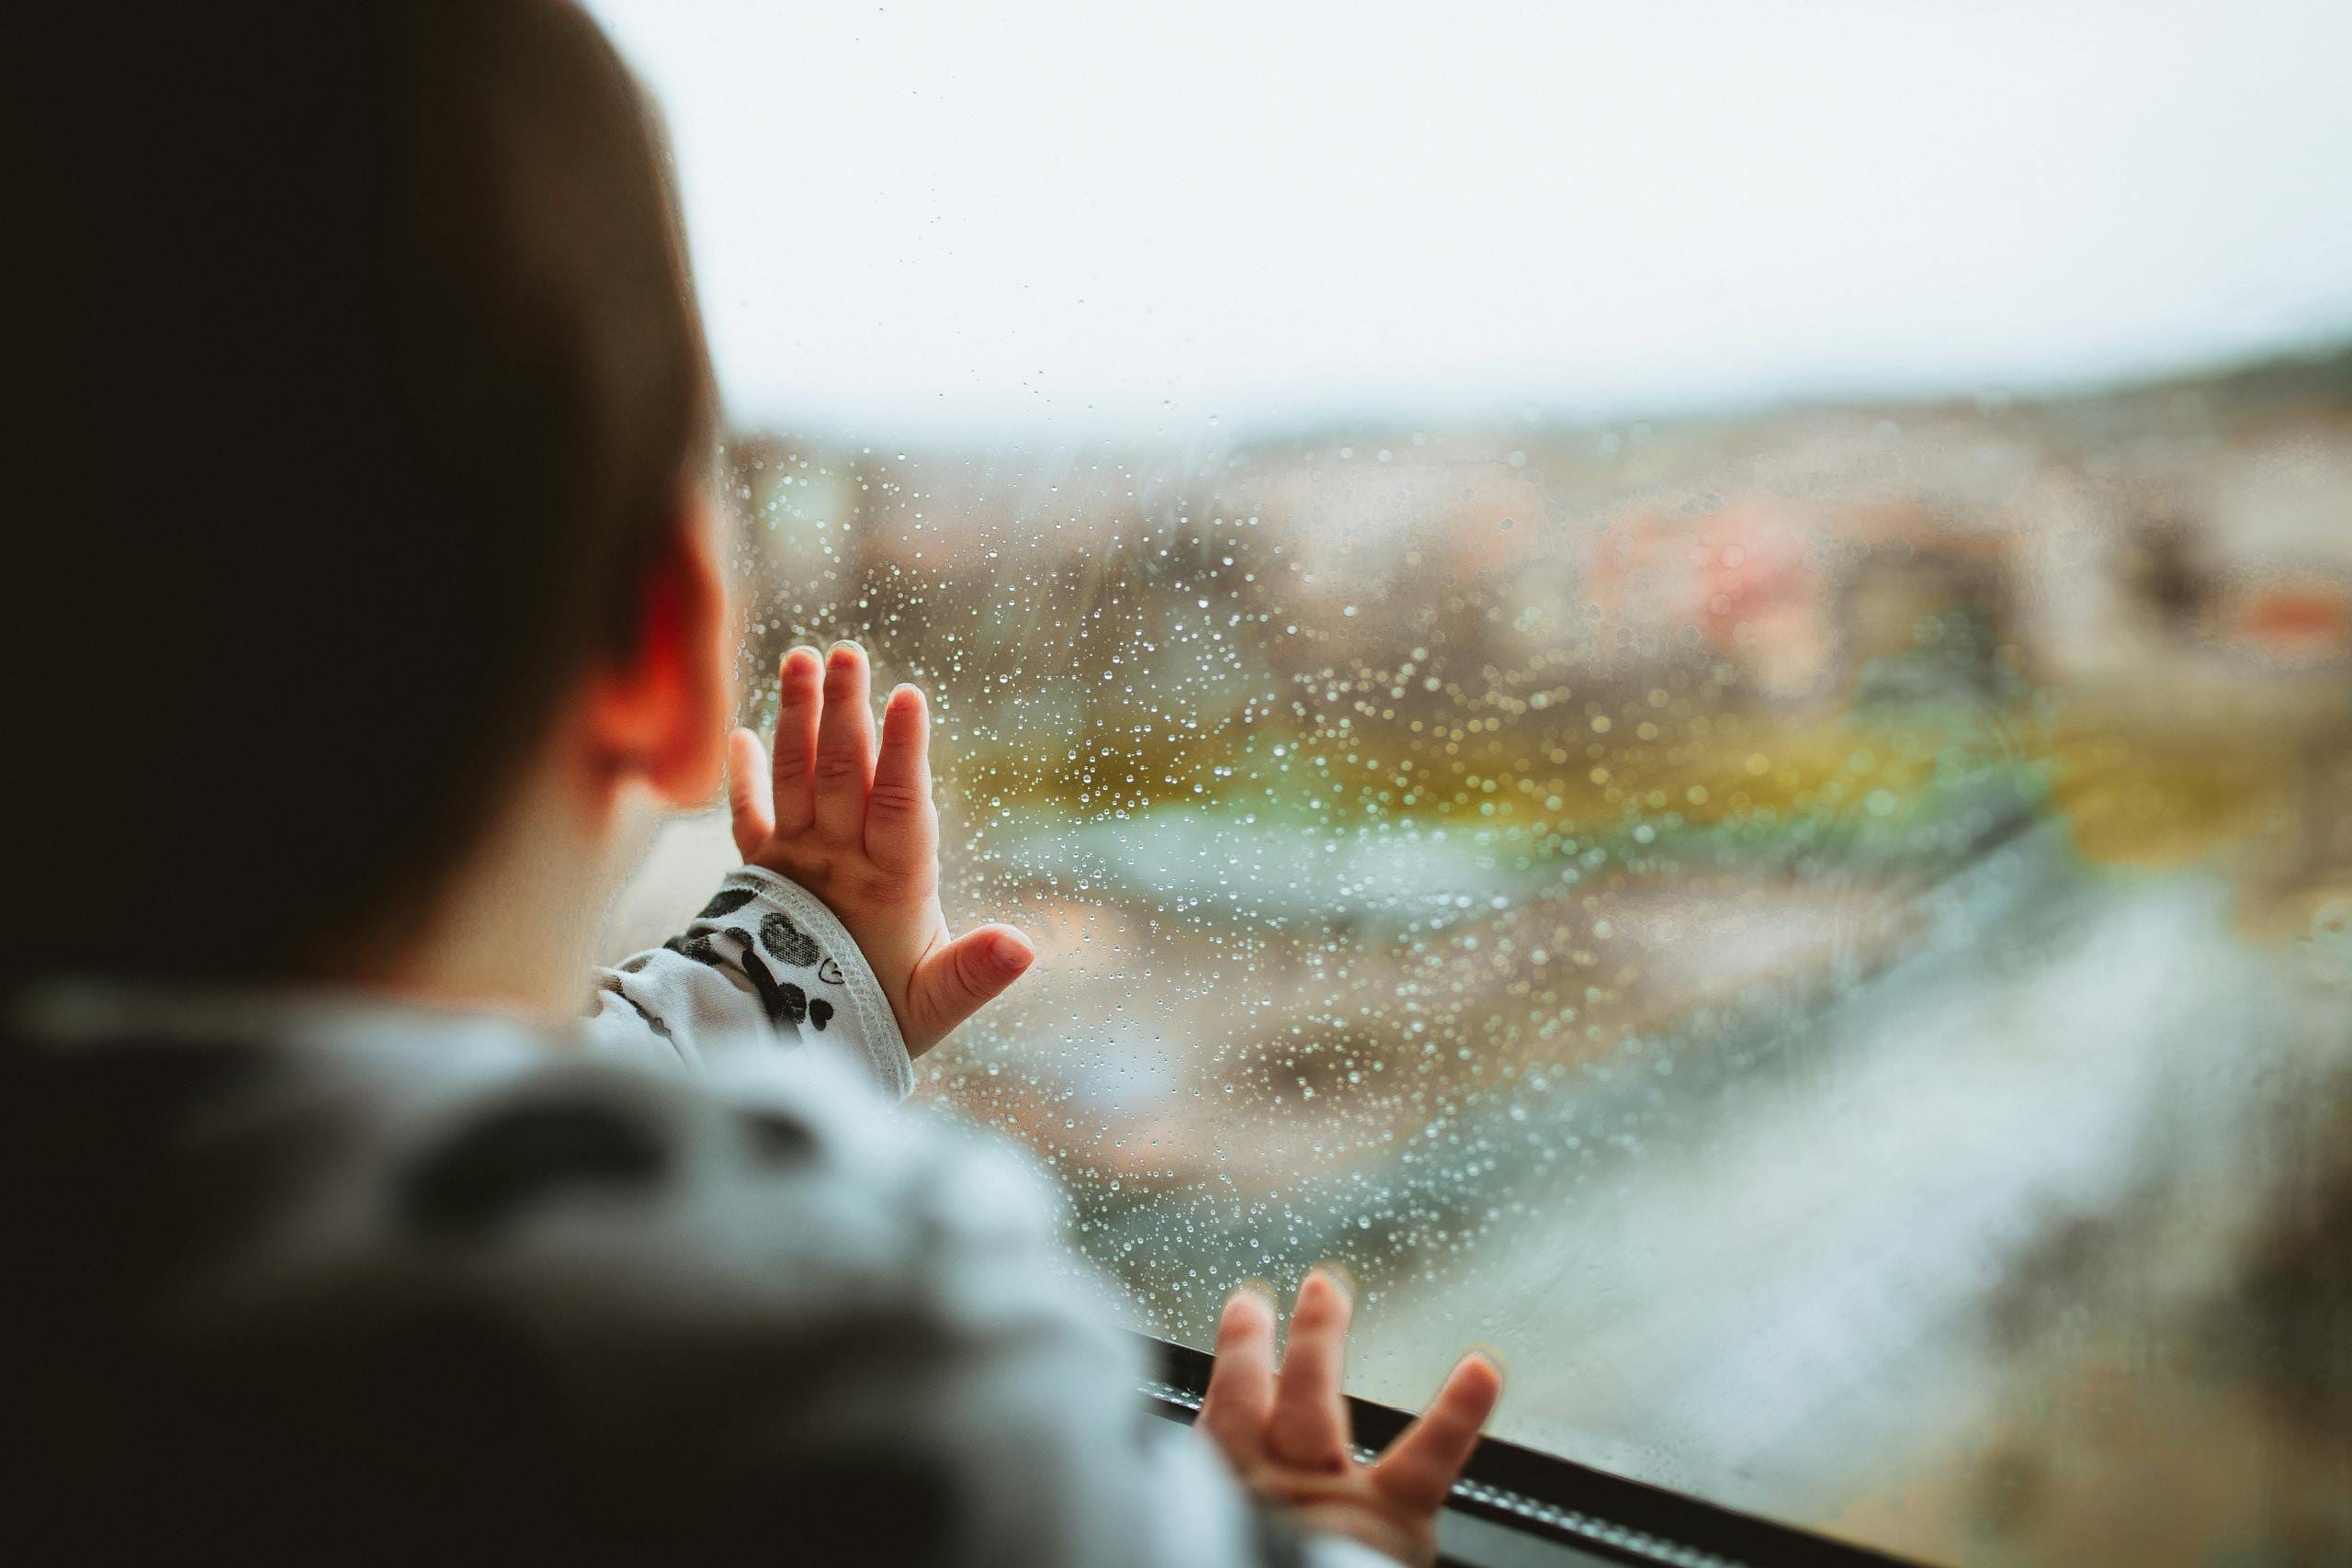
[353,755,644,1023]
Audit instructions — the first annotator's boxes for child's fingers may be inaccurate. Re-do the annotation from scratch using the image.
[1370,1353,1502,1515]
[769,647,824,835]
[866,684,937,873]
[810,642,876,842]
[903,924,1034,1050]
[1265,1269,1353,1472]
[1198,1284,1278,1471]
[726,728,775,857]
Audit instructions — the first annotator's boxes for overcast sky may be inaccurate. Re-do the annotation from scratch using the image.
[585,0,2352,442]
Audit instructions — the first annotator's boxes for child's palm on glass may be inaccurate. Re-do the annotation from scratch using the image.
[726,641,1033,1057]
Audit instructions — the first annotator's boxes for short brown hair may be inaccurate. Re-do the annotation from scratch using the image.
[5,1,717,988]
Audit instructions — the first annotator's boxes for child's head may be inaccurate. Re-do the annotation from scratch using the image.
[8,1,729,995]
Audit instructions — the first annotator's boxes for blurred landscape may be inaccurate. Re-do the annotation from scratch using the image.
[608,344,2352,1564]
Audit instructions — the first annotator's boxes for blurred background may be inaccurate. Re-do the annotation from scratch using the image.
[589,3,2352,1562]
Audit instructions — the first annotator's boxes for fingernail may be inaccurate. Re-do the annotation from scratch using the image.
[989,932,1034,975]
[828,638,863,665]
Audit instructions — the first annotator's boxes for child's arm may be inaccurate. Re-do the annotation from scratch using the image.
[384,1032,1490,1567]
[582,642,1032,1089]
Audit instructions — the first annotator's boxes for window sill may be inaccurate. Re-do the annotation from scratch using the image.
[1134,1335,1922,1568]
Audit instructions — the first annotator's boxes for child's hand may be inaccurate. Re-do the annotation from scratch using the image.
[725,641,1034,1058]
[1198,1271,1503,1568]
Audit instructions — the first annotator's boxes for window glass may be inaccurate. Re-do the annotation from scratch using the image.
[594,4,2352,1561]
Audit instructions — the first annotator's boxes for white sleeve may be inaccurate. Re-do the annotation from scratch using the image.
[581,864,911,1099]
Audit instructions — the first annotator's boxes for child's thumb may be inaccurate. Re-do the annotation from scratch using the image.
[907,925,1035,1046]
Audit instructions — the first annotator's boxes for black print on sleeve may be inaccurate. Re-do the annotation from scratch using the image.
[595,974,673,1043]
[759,910,820,967]
[663,934,725,968]
[695,886,759,921]
[732,942,803,1029]
[664,902,840,1036]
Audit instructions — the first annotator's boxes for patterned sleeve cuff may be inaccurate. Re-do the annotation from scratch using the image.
[701,865,914,1100]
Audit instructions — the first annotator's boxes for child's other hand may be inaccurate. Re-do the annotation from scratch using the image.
[725,641,1034,1058]
[1198,1271,1503,1568]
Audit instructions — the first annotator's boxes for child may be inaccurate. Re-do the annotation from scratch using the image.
[3,4,1499,1564]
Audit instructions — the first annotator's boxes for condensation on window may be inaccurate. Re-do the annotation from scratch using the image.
[611,363,2352,1563]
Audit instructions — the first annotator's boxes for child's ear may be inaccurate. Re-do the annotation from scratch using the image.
[582,489,731,808]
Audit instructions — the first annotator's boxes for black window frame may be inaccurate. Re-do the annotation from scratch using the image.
[1132,1333,1924,1568]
